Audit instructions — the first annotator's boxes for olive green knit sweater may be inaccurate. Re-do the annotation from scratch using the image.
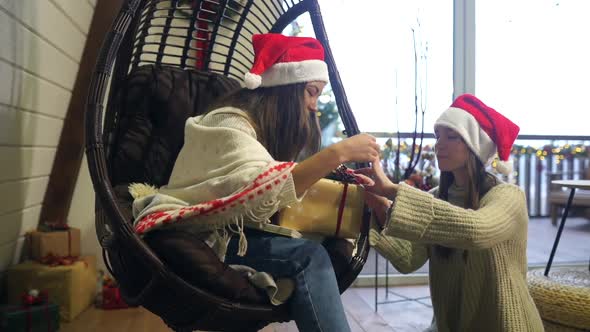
[369,182,544,332]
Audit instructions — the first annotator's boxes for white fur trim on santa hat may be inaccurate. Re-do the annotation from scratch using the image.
[244,59,328,89]
[434,107,497,166]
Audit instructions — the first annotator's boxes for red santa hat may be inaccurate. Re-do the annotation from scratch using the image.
[244,33,329,89]
[434,94,520,175]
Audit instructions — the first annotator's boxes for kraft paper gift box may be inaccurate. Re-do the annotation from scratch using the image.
[5,256,98,322]
[28,227,81,261]
[278,178,365,238]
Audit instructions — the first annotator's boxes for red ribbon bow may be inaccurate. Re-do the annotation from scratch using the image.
[44,221,70,231]
[21,290,48,307]
[39,253,79,267]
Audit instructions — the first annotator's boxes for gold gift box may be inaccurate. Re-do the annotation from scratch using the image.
[6,256,98,322]
[278,179,365,238]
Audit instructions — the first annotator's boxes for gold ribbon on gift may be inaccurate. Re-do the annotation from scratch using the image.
[39,253,81,267]
[278,178,365,238]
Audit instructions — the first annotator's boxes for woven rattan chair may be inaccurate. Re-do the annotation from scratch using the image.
[85,0,370,331]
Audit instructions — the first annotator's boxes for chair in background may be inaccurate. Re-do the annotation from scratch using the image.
[548,168,590,225]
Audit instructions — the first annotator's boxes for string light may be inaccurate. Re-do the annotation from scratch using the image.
[512,143,588,160]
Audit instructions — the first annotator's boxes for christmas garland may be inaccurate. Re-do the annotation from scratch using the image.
[511,143,589,160]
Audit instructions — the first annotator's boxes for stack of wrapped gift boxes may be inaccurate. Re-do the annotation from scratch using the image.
[1,225,97,331]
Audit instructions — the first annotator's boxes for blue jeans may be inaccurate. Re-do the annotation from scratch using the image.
[225,231,351,332]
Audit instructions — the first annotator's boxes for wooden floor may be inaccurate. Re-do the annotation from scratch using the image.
[60,286,432,332]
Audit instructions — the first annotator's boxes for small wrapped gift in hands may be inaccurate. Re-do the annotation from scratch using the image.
[278,165,370,238]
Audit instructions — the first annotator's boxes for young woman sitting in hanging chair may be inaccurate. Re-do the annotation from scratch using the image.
[129,33,379,332]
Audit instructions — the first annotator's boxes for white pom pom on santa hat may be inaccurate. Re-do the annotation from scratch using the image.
[244,72,262,89]
[495,159,513,175]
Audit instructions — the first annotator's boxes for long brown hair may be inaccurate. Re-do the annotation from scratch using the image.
[208,83,321,161]
[434,151,498,260]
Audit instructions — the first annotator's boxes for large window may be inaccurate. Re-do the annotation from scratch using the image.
[315,0,453,134]
[307,1,453,277]
[476,0,590,135]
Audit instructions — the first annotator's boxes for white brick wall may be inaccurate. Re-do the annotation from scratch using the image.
[0,0,95,274]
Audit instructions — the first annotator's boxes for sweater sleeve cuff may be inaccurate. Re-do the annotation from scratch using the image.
[382,182,434,241]
[369,229,409,263]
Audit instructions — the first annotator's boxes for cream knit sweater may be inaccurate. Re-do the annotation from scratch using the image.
[370,182,544,332]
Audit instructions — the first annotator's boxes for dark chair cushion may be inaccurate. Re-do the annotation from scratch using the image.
[143,228,268,304]
[112,184,267,304]
[109,65,240,187]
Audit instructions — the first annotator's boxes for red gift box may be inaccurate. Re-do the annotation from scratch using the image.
[101,285,129,310]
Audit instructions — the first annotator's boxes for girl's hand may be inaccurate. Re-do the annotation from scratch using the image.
[356,159,397,198]
[292,134,378,196]
[330,133,380,164]
[352,173,375,187]
[365,192,391,229]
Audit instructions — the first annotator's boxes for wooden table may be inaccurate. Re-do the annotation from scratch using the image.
[545,180,590,276]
